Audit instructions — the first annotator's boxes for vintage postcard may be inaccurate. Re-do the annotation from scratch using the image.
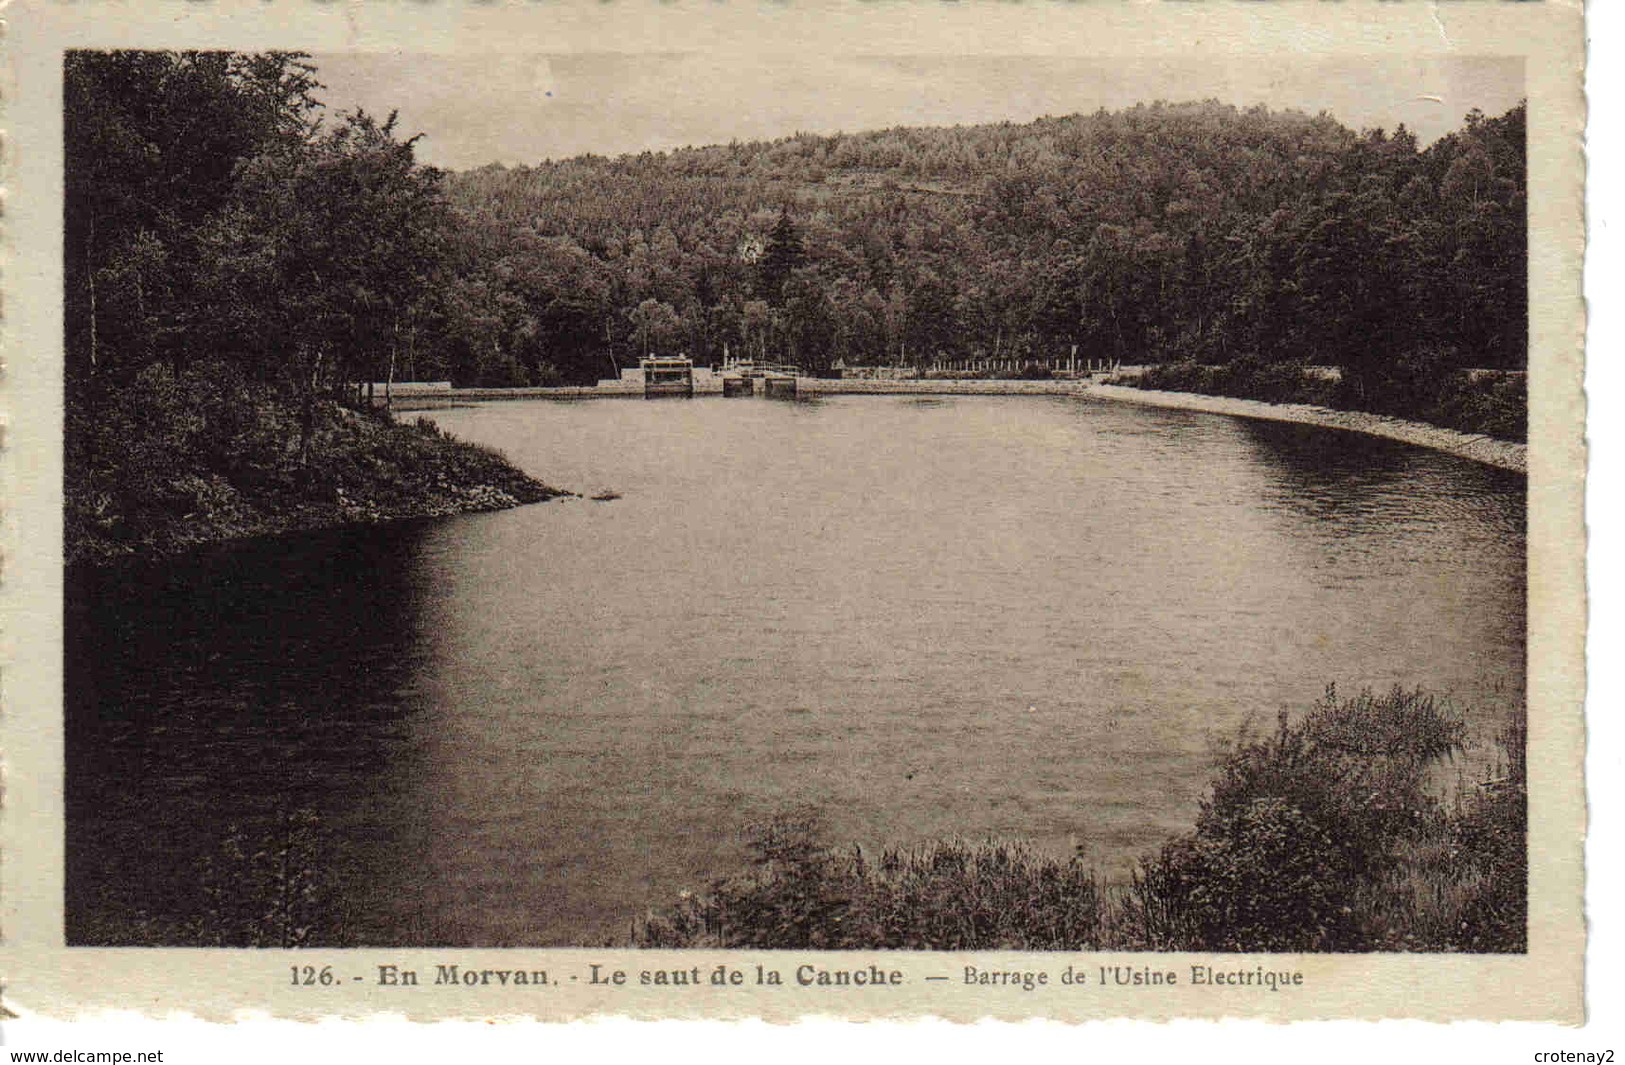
[1,0,1587,1024]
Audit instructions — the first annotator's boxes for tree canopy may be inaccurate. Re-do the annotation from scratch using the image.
[66,51,1526,397]
[441,100,1526,384]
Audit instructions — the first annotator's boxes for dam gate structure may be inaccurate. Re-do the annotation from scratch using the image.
[720,356,798,399]
[641,356,695,397]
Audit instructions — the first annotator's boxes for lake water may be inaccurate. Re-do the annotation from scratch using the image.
[66,395,1526,946]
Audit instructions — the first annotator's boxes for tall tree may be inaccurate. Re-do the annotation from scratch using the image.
[65,50,322,390]
[206,109,448,459]
[757,209,804,303]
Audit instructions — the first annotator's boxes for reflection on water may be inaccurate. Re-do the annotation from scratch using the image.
[66,526,443,945]
[66,396,1526,946]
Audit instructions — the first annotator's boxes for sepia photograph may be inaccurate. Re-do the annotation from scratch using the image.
[60,47,1536,958]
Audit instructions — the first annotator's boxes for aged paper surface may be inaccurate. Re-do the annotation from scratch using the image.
[2,0,1586,1024]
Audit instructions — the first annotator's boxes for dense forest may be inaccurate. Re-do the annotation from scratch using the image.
[65,50,1527,562]
[435,96,1526,390]
[65,51,555,565]
[68,50,1526,398]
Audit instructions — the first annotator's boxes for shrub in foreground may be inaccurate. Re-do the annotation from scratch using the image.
[1123,686,1467,951]
[639,686,1526,953]
[634,813,1104,950]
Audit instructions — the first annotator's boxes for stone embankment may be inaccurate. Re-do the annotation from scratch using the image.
[800,379,1092,396]
[1089,384,1526,474]
[390,377,1097,406]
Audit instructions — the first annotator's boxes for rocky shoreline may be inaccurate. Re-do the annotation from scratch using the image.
[67,394,565,569]
[1088,384,1527,474]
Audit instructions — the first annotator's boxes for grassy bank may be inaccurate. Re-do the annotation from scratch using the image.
[635,686,1527,953]
[66,365,562,567]
[1119,358,1526,443]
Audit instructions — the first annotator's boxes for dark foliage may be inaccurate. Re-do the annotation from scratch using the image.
[67,51,1526,425]
[1442,720,1528,951]
[634,812,1105,950]
[442,100,1525,387]
[1129,356,1525,441]
[757,209,805,302]
[1126,686,1466,951]
[1342,349,1528,442]
[640,687,1526,953]
[65,51,555,562]
[1134,359,1340,406]
[66,363,556,566]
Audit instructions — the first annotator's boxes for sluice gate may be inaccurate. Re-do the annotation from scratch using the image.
[720,357,799,400]
[641,356,694,398]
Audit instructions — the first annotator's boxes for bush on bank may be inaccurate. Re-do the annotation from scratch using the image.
[66,364,560,567]
[636,686,1527,953]
[1125,685,1480,951]
[1125,355,1526,443]
[635,814,1106,950]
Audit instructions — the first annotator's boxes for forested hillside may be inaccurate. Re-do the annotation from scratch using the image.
[65,51,556,565]
[65,50,1527,564]
[67,49,1525,398]
[438,100,1526,387]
